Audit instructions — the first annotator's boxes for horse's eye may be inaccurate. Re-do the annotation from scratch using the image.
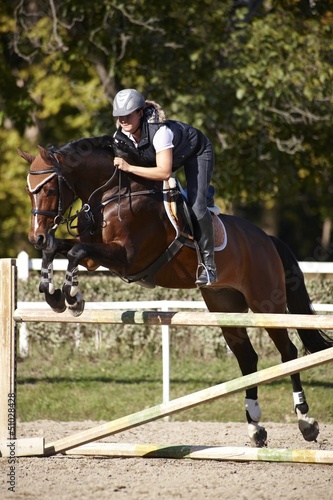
[47,187,56,196]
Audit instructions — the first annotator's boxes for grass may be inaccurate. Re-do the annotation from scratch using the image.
[17,347,333,424]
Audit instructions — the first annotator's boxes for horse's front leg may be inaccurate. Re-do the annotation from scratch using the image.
[39,238,72,312]
[62,263,85,317]
[39,255,66,313]
[39,237,79,313]
[62,241,126,317]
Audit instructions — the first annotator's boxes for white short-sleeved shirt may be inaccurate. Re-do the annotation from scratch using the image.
[121,125,174,153]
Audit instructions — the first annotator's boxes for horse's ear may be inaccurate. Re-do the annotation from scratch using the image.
[37,146,64,165]
[54,152,64,164]
[17,148,36,164]
[37,145,53,165]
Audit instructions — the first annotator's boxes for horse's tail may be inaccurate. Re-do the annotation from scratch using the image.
[270,235,333,353]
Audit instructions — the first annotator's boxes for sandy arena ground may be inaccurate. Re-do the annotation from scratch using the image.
[1,420,332,499]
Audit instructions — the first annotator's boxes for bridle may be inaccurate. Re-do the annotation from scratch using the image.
[28,152,79,232]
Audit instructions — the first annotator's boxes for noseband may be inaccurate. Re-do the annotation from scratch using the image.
[28,152,77,229]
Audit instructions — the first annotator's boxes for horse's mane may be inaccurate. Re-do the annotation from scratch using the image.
[48,135,114,156]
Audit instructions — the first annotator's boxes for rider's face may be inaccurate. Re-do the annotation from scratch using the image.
[118,109,142,135]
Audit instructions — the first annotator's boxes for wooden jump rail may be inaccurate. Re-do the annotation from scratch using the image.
[13,307,333,329]
[1,258,333,463]
[65,442,333,464]
[43,347,333,456]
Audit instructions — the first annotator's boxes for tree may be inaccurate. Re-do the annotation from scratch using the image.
[0,0,332,258]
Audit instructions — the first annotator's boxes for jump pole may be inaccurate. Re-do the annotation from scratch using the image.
[14,308,333,329]
[45,346,333,456]
[65,442,333,464]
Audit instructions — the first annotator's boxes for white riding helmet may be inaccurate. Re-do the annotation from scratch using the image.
[113,89,146,117]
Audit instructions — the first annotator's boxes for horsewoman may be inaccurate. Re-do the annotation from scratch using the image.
[112,88,217,287]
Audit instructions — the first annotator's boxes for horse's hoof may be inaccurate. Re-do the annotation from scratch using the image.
[248,422,267,448]
[67,298,85,317]
[45,289,67,313]
[251,427,268,448]
[298,418,319,442]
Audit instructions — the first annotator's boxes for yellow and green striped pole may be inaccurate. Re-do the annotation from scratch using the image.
[66,442,333,464]
[45,347,333,456]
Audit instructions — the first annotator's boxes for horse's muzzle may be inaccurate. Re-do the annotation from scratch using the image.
[29,231,55,251]
[28,232,46,250]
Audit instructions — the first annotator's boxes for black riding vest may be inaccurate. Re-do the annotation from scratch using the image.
[113,119,207,171]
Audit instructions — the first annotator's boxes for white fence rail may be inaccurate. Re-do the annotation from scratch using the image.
[15,250,333,316]
[16,250,333,280]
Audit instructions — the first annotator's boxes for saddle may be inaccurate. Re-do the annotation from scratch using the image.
[166,178,226,252]
[123,177,226,288]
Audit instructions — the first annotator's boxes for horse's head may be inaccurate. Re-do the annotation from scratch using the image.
[19,146,76,250]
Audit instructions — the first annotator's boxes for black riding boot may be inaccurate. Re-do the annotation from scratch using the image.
[194,211,217,287]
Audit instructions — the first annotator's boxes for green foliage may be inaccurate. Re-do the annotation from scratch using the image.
[0,1,333,256]
[213,7,333,205]
[0,128,33,256]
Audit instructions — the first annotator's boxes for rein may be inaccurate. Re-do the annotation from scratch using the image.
[29,153,176,237]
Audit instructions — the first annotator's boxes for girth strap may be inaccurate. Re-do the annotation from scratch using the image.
[121,233,194,288]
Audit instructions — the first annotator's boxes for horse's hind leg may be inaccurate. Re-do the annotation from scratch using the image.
[267,327,319,442]
[201,287,267,447]
[222,326,268,447]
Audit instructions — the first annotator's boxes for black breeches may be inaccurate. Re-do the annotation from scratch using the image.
[184,139,215,220]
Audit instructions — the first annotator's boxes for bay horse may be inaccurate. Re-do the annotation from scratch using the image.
[19,136,333,447]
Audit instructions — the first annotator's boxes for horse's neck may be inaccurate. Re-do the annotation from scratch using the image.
[66,159,115,201]
[64,155,161,202]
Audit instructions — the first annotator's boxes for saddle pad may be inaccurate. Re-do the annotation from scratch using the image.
[212,214,227,252]
[163,179,227,252]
